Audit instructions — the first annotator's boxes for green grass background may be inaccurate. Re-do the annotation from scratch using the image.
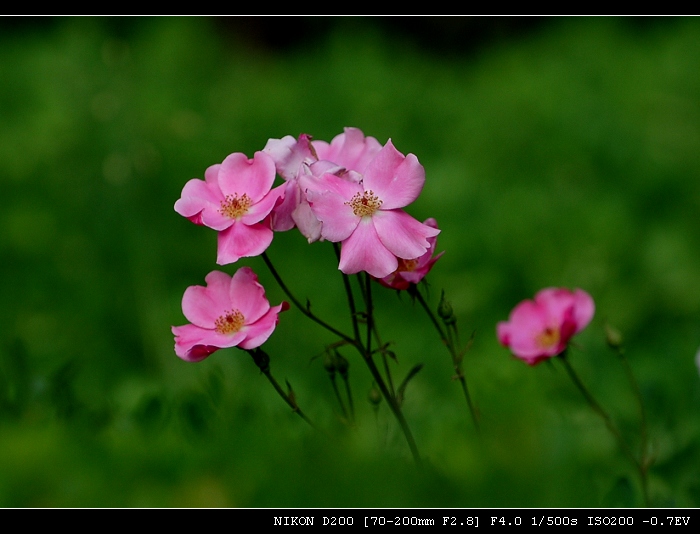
[1,16,699,507]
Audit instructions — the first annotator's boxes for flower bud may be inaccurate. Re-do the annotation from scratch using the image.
[334,351,350,380]
[438,290,456,325]
[605,323,624,350]
[323,351,336,376]
[368,385,382,407]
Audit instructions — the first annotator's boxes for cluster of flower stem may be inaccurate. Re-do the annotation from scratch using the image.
[258,245,478,465]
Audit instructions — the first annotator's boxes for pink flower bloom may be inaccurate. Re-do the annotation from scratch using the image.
[172,268,288,362]
[311,127,382,175]
[174,151,285,265]
[377,218,444,290]
[497,288,595,365]
[263,128,382,242]
[309,140,440,278]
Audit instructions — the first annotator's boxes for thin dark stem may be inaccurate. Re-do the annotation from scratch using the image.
[261,252,355,345]
[414,287,447,340]
[364,273,373,364]
[380,346,396,398]
[335,245,362,345]
[559,353,649,506]
[612,345,651,507]
[262,370,318,429]
[247,348,318,430]
[329,375,348,421]
[414,288,479,430]
[264,250,420,464]
[354,274,419,464]
[357,274,396,396]
[362,349,422,465]
[343,374,355,421]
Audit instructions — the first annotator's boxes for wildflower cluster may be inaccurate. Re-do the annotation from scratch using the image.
[171,127,651,502]
[173,128,441,361]
[172,128,450,463]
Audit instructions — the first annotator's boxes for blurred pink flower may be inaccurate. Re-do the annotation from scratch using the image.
[174,151,285,264]
[497,288,595,365]
[172,268,288,362]
[377,218,443,290]
[309,140,439,278]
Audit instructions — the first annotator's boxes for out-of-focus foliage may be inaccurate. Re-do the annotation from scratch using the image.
[1,16,699,507]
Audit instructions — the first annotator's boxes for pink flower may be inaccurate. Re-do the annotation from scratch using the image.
[311,127,382,174]
[497,288,595,365]
[174,151,285,265]
[263,128,381,242]
[377,218,444,290]
[309,140,440,278]
[172,268,288,362]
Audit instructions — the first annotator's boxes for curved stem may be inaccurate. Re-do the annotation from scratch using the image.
[329,374,348,421]
[611,345,651,507]
[559,353,649,506]
[335,244,362,345]
[414,287,479,430]
[247,348,318,430]
[362,349,422,465]
[261,252,355,345]
[364,273,373,364]
[263,250,420,464]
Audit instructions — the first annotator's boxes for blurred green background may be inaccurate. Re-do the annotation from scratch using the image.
[1,16,699,507]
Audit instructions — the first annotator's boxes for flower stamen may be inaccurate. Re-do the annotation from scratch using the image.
[214,309,245,334]
[219,193,252,219]
[345,190,383,217]
[536,326,560,350]
[396,258,419,272]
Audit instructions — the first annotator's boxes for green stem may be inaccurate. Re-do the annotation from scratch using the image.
[364,273,373,366]
[248,348,318,430]
[611,345,651,507]
[414,287,479,430]
[356,274,395,396]
[329,374,348,421]
[337,258,362,344]
[343,373,355,421]
[559,353,649,506]
[264,250,420,465]
[362,349,422,465]
[261,252,355,345]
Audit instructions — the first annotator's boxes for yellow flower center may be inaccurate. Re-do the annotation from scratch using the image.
[345,190,383,217]
[219,193,252,219]
[214,309,245,334]
[536,326,560,349]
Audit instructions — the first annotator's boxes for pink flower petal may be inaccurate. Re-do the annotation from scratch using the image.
[175,176,232,231]
[228,267,270,324]
[373,209,440,260]
[240,183,286,226]
[263,134,315,181]
[271,180,300,232]
[338,219,398,277]
[309,175,363,243]
[313,127,382,174]
[218,151,276,203]
[239,302,288,350]
[172,323,246,362]
[362,140,425,210]
[571,289,595,333]
[216,221,274,265]
[292,200,323,243]
[181,270,233,327]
